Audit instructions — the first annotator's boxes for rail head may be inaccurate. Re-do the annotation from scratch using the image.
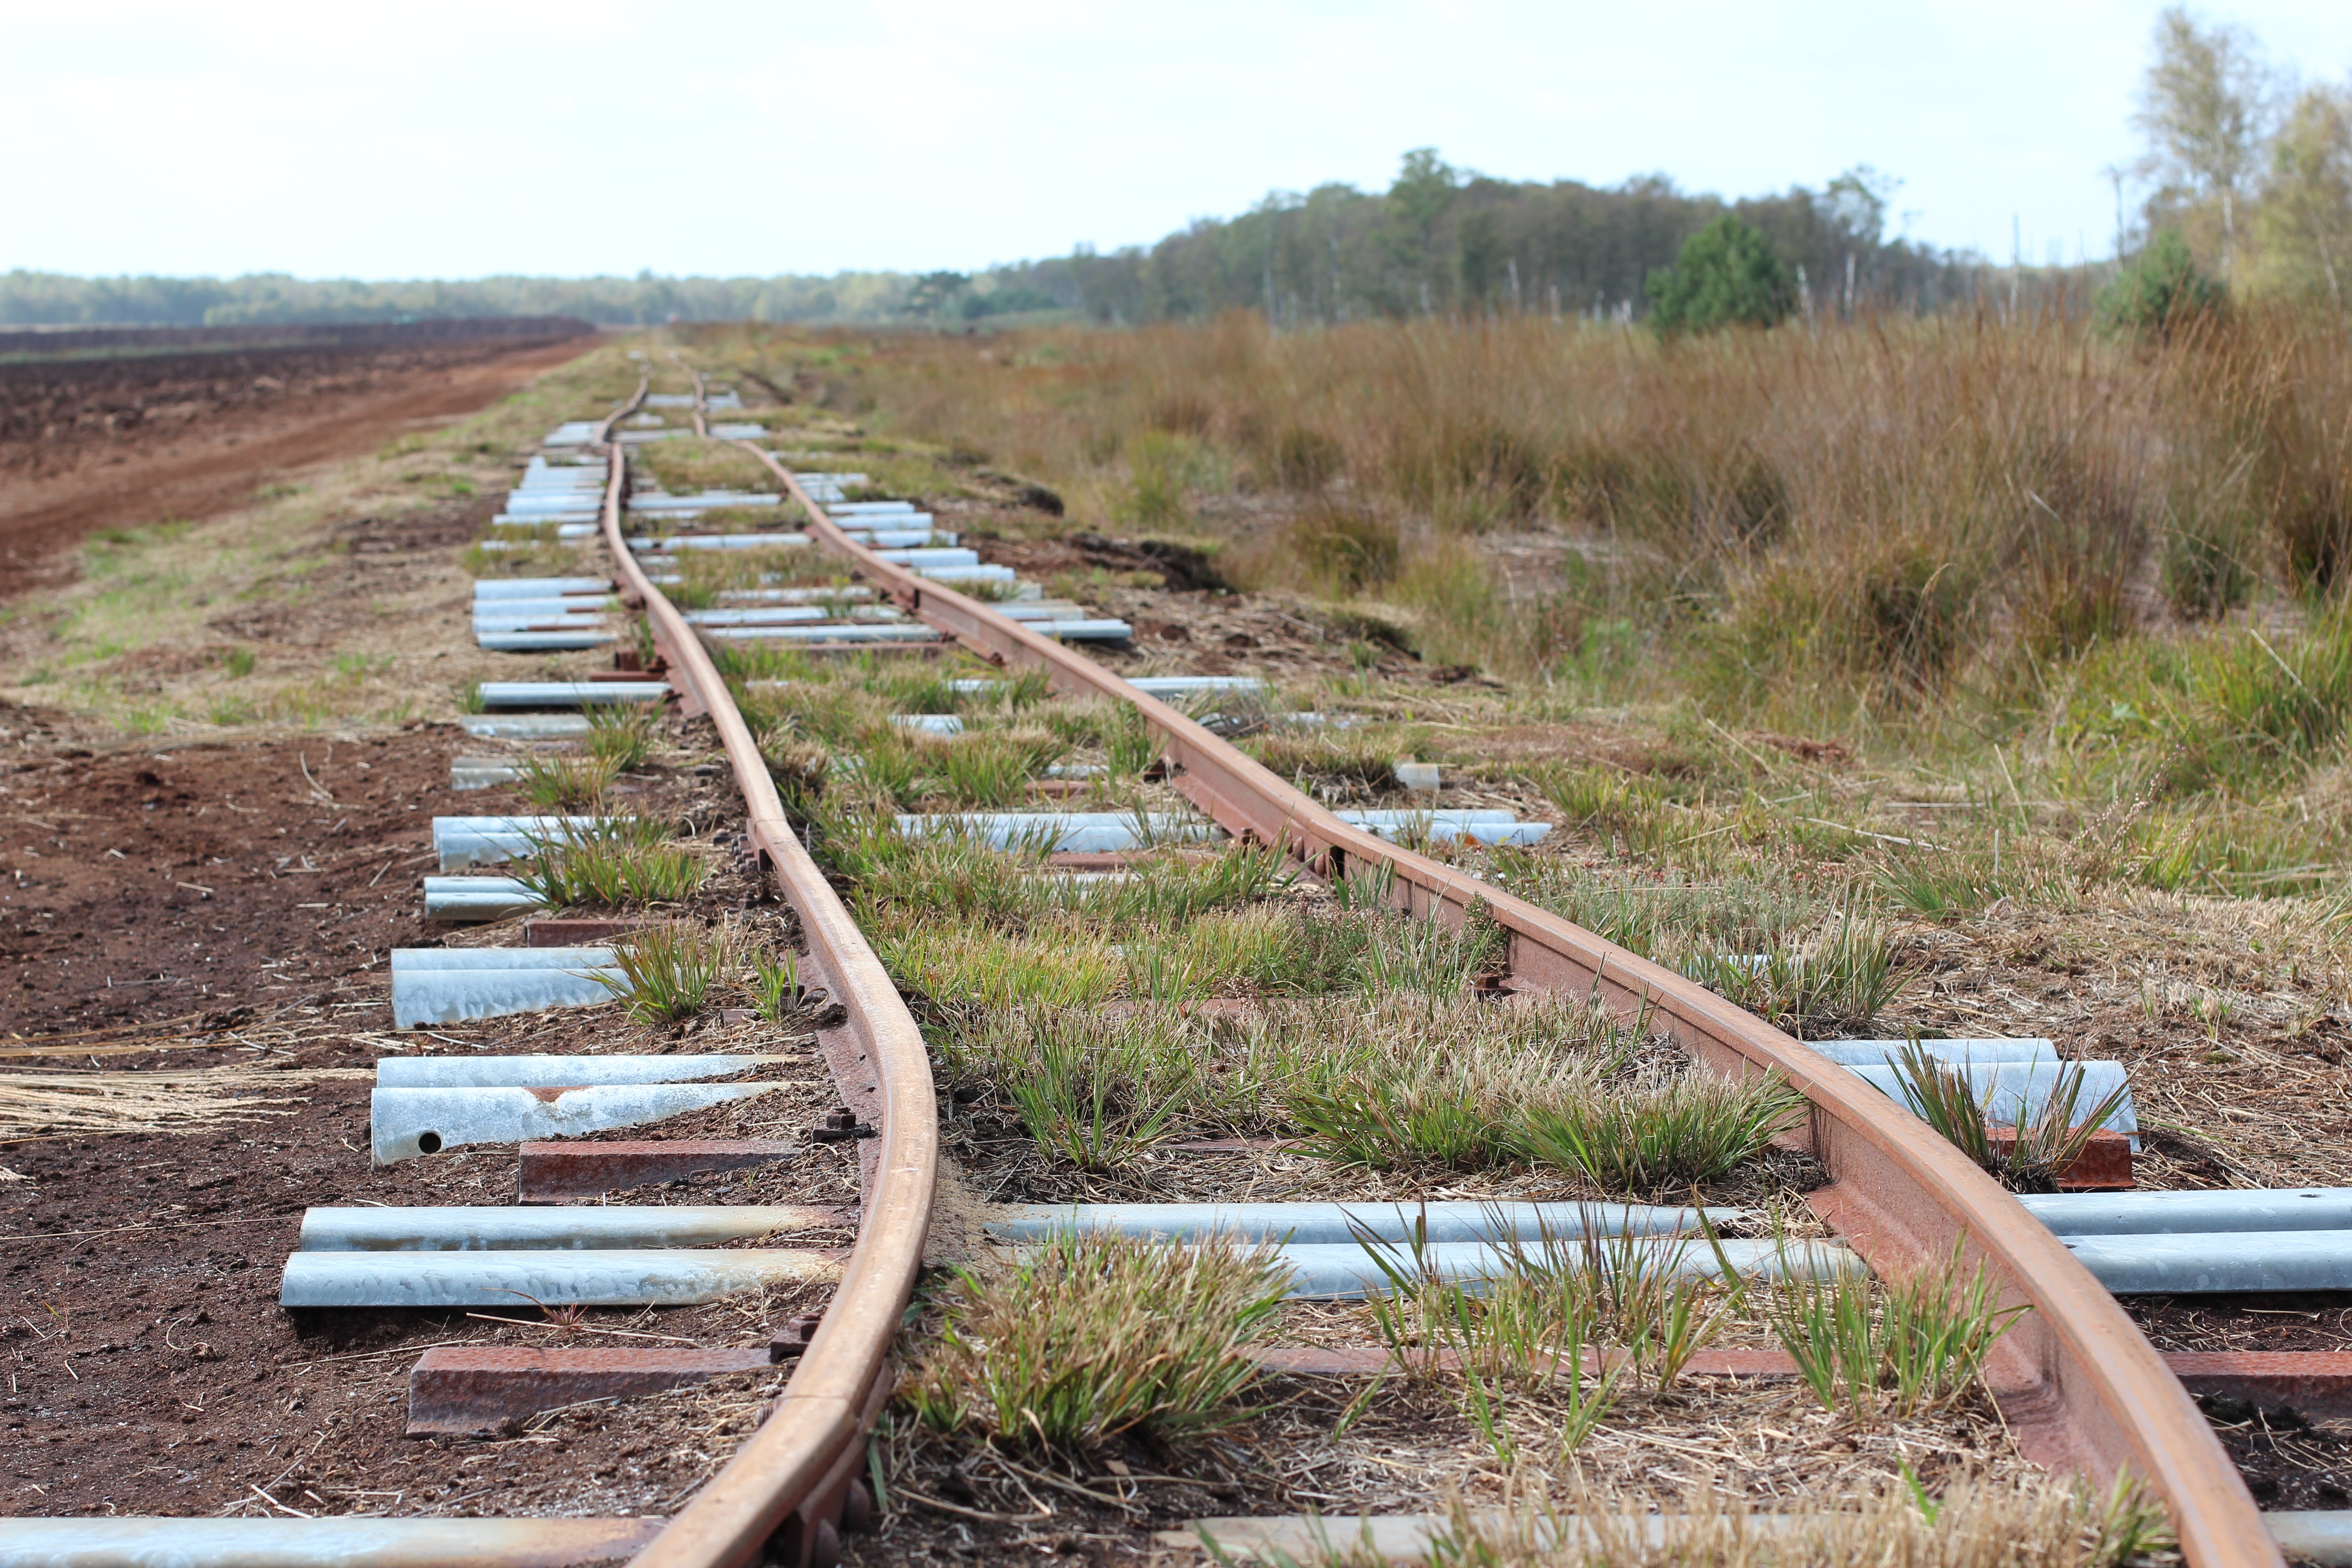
[600,409,937,1568]
[710,416,2274,1568]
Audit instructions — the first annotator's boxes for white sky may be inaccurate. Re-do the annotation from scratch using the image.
[6,1,2350,281]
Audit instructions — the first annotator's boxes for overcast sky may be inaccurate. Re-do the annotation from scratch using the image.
[7,1,2349,281]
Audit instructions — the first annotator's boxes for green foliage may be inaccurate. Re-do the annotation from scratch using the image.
[1646,216,1797,337]
[902,1232,1286,1451]
[1888,1040,2130,1193]
[515,752,620,810]
[583,704,658,770]
[1764,1245,2026,1420]
[593,922,733,1028]
[1518,1067,1805,1196]
[2096,230,2226,338]
[514,821,708,910]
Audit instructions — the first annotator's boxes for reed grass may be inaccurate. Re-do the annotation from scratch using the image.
[720,311,2352,824]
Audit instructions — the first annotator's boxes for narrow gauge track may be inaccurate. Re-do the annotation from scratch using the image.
[13,355,2342,1568]
[659,366,2293,1568]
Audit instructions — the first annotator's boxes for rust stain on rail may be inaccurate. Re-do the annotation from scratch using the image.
[593,383,936,1568]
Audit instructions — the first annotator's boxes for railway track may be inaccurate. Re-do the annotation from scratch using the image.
[12,348,2351,1567]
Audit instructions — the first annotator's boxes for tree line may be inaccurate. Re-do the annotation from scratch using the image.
[9,8,2343,333]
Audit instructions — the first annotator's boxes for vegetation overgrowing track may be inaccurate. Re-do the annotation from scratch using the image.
[14,344,2337,1568]
[601,381,940,1568]
[648,364,2278,1564]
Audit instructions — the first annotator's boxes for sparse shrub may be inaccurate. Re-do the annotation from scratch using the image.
[1646,215,1797,337]
[2096,230,2225,340]
[1272,425,1344,490]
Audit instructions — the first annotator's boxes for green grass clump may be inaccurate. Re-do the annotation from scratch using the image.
[1888,1040,2129,1194]
[901,1232,1287,1452]
[1284,995,1797,1190]
[924,727,1071,807]
[594,922,733,1027]
[880,922,1123,1009]
[1519,1066,1805,1195]
[515,752,621,810]
[515,822,708,909]
[1242,730,1406,794]
[1762,1244,2026,1420]
[995,1012,1200,1171]
[942,1004,1313,1164]
[878,899,1499,1010]
[584,704,659,770]
[840,828,1293,934]
[1678,912,1910,1038]
[1284,1001,1612,1171]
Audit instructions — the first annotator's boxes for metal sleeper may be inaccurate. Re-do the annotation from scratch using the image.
[369,1083,777,1162]
[279,1247,838,1308]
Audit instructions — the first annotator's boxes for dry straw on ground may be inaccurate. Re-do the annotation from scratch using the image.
[0,1063,373,1143]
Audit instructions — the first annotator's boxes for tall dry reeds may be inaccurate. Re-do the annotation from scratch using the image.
[701,306,2352,738]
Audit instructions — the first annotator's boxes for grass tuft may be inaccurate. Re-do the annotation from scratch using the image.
[594,922,734,1028]
[1761,1242,2026,1421]
[515,821,708,909]
[1889,1040,2130,1193]
[515,752,621,810]
[901,1231,1287,1452]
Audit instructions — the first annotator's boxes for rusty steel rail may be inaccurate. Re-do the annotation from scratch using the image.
[684,384,2276,1568]
[605,408,937,1568]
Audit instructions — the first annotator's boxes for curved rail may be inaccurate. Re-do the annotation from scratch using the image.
[597,400,938,1568]
[685,389,2274,1568]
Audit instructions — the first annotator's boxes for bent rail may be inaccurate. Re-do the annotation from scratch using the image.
[711,417,2274,1568]
[607,417,938,1568]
